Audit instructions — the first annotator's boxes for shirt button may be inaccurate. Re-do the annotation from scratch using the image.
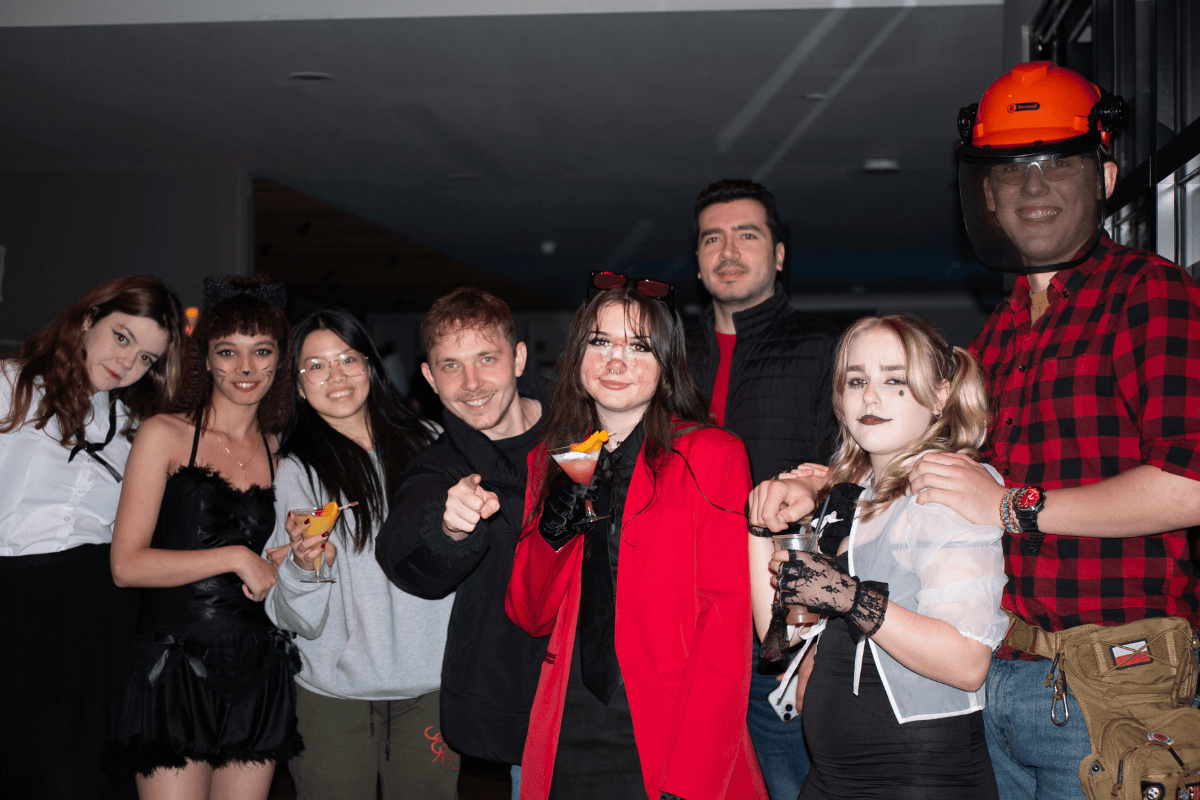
[1017,365,1026,372]
[1005,418,1013,425]
[1003,468,1010,476]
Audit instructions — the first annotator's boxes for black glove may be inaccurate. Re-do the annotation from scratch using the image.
[759,600,793,664]
[538,480,596,550]
[778,551,889,641]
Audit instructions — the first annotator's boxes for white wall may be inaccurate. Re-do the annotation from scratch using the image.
[0,168,251,347]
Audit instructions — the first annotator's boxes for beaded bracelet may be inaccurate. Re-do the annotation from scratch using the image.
[1000,487,1023,535]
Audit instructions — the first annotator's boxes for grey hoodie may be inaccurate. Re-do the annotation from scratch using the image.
[266,453,454,700]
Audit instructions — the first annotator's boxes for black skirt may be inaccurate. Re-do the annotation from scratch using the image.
[1,543,141,800]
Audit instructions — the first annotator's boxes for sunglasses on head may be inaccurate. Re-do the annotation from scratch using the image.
[587,271,676,311]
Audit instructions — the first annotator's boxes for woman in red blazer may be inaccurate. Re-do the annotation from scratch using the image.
[505,279,767,800]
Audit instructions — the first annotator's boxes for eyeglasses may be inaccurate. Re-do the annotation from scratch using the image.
[990,156,1090,186]
[298,352,368,385]
[587,271,676,311]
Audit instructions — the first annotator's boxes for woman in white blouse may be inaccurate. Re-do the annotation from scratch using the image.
[747,314,1007,799]
[265,309,456,799]
[0,277,185,800]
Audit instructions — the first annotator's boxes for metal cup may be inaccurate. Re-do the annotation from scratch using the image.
[772,526,818,554]
[772,526,819,628]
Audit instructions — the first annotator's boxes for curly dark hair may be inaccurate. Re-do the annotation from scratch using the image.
[0,276,186,445]
[173,275,294,435]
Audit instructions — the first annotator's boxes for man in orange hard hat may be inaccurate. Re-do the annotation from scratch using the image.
[909,61,1200,799]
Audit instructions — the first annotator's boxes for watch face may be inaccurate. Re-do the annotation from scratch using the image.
[1014,486,1044,511]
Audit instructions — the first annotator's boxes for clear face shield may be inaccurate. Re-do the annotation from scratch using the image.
[957,141,1108,274]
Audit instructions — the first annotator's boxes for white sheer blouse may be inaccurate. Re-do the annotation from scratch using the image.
[804,465,1008,723]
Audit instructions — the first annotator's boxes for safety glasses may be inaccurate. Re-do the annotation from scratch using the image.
[990,155,1091,186]
[587,271,676,311]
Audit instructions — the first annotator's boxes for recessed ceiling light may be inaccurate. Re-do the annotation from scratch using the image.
[449,173,481,181]
[288,71,333,81]
[541,240,557,256]
[863,157,900,173]
[804,93,827,101]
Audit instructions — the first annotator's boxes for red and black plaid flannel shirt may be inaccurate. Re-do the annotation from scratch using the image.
[970,235,1200,659]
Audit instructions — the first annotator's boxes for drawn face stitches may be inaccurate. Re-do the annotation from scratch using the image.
[580,301,661,425]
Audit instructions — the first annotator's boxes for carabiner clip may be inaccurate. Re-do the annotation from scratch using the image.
[1047,653,1069,727]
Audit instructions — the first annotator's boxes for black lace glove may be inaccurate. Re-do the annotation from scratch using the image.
[777,551,889,641]
[538,479,597,550]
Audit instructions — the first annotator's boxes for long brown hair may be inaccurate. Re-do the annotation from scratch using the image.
[819,314,990,520]
[173,275,294,436]
[0,276,185,445]
[528,285,710,526]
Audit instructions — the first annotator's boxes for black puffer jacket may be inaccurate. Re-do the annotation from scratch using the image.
[687,283,838,483]
[375,404,546,766]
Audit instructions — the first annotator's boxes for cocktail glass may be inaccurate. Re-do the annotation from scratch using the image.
[289,506,338,583]
[547,445,609,523]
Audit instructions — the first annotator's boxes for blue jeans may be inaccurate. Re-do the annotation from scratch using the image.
[747,640,811,800]
[983,656,1091,800]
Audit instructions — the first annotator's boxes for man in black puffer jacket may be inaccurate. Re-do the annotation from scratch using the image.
[376,287,547,793]
[686,179,837,800]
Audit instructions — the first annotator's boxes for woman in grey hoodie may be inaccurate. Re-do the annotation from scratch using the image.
[265,309,456,799]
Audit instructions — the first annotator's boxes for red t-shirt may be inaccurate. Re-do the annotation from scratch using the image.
[710,331,736,427]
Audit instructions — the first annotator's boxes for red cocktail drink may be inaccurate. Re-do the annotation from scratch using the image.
[548,435,609,523]
[550,450,600,485]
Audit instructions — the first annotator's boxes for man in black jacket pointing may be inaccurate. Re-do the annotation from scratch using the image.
[377,287,546,793]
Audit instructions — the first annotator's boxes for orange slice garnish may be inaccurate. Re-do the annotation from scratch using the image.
[570,431,609,453]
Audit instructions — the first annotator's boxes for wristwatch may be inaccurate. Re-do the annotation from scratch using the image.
[1012,485,1047,554]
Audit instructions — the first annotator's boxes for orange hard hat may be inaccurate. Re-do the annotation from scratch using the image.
[957,61,1124,160]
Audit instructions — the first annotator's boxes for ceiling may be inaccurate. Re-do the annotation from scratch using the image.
[0,1,1006,310]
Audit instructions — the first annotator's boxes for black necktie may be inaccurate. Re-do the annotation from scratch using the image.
[67,400,122,482]
[578,452,623,704]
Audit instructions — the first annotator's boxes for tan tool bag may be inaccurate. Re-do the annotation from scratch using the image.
[1048,616,1200,800]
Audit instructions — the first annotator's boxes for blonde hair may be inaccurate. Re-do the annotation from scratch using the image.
[819,314,990,520]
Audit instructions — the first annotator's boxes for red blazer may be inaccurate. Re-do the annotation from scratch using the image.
[506,425,767,800]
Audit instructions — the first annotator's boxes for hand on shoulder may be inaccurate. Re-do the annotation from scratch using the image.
[909,451,1005,528]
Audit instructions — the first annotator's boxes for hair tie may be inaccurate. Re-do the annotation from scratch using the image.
[202,277,288,311]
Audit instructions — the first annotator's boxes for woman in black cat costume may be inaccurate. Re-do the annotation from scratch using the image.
[109,276,303,800]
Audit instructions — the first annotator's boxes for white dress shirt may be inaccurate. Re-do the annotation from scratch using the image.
[0,361,133,557]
